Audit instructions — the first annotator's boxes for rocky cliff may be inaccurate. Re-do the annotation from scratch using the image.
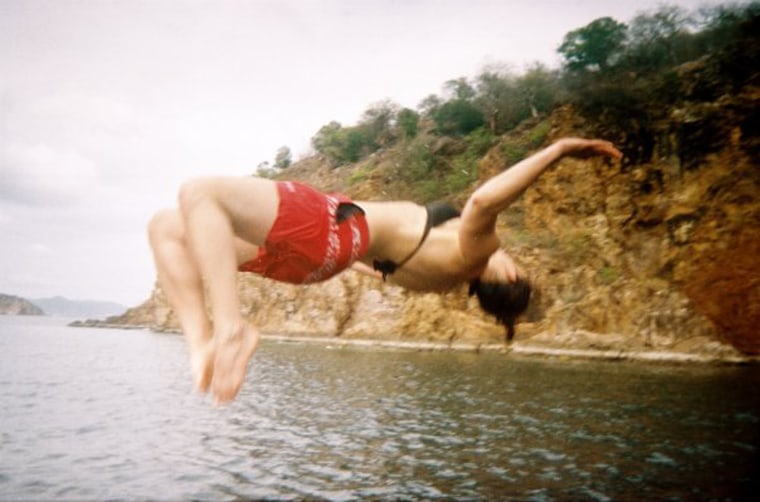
[114,94,758,361]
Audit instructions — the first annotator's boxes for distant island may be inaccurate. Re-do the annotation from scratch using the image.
[31,296,127,319]
[0,293,44,316]
[0,293,127,319]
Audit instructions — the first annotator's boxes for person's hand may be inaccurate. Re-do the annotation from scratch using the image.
[558,138,622,160]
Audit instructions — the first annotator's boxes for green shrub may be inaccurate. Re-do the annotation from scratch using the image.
[347,165,371,186]
[527,120,551,147]
[433,99,485,136]
[396,108,420,139]
[501,140,529,166]
[401,138,438,182]
[443,128,497,193]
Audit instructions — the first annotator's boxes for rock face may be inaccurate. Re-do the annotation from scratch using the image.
[0,294,44,316]
[507,107,759,357]
[113,102,758,360]
[138,273,506,345]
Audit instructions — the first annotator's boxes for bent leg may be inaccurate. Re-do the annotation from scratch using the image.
[177,176,279,403]
[148,205,262,395]
[148,208,216,392]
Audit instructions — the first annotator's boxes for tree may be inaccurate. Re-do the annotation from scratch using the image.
[516,64,559,119]
[311,121,344,161]
[274,146,292,169]
[473,64,559,134]
[340,128,372,163]
[444,77,477,100]
[432,99,485,136]
[694,2,760,57]
[359,101,398,148]
[475,69,519,133]
[627,5,692,71]
[559,17,628,72]
[255,161,277,178]
[310,119,378,166]
[396,107,420,139]
[418,93,442,117]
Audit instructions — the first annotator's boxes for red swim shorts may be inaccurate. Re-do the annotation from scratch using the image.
[238,181,370,284]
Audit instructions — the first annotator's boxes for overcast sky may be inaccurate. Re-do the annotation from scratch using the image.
[1,0,717,307]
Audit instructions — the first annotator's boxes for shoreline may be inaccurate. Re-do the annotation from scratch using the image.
[261,334,758,365]
[67,320,759,365]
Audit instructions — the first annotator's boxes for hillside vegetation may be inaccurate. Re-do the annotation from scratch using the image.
[266,3,758,198]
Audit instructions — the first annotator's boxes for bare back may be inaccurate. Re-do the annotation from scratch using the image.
[357,201,499,291]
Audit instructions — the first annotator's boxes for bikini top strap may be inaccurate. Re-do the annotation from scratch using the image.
[372,206,432,281]
[394,209,433,270]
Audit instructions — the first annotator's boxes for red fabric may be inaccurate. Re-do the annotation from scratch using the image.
[238,181,369,284]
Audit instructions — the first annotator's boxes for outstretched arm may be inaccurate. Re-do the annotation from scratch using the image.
[459,138,622,258]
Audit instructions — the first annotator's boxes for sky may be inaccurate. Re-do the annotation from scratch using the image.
[1,0,718,307]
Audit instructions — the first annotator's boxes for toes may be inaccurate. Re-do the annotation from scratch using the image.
[210,325,261,404]
[193,358,213,393]
[190,343,215,393]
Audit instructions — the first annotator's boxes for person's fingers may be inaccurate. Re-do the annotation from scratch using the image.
[599,143,623,159]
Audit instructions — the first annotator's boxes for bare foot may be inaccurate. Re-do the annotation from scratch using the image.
[189,339,215,393]
[211,323,260,404]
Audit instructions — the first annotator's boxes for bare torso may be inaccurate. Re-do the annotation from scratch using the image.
[356,200,498,291]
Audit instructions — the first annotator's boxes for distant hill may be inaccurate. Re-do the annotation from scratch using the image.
[0,293,44,315]
[31,296,127,319]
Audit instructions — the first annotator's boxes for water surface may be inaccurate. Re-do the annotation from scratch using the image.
[1,316,758,500]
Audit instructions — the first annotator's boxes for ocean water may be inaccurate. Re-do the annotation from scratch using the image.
[0,316,758,501]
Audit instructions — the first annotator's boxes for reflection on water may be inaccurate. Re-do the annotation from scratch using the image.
[0,316,758,501]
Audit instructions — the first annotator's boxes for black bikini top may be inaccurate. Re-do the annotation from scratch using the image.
[373,202,461,280]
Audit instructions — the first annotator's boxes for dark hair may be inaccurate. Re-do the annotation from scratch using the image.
[468,277,532,342]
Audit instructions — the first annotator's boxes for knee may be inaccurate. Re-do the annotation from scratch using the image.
[178,178,215,215]
[147,208,180,244]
